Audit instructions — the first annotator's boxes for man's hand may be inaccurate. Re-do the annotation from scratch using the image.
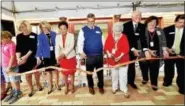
[167,48,176,55]
[133,49,140,57]
[80,53,87,59]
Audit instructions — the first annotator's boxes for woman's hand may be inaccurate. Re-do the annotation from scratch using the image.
[163,50,169,58]
[17,58,24,65]
[145,50,151,58]
[36,57,42,66]
[20,55,29,65]
[148,50,157,57]
[115,54,123,63]
[106,51,114,59]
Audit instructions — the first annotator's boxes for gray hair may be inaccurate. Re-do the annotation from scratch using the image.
[112,22,124,35]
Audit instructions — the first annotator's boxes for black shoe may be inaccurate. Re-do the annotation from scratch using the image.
[38,87,43,91]
[9,91,22,104]
[4,90,14,102]
[152,87,158,91]
[28,92,34,97]
[48,85,53,94]
[130,83,138,89]
[163,82,171,87]
[142,81,148,85]
[152,85,158,91]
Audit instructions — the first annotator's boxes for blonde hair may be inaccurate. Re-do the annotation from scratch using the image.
[1,31,13,40]
[18,20,32,33]
[39,21,51,32]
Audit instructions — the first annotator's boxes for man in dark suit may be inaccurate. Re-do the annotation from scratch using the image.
[163,15,184,95]
[123,10,151,89]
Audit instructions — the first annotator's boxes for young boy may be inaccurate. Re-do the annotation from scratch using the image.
[1,31,22,104]
[1,67,7,100]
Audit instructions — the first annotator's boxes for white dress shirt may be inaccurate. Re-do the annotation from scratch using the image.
[172,27,184,50]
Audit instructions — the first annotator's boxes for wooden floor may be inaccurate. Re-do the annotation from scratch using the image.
[1,75,184,105]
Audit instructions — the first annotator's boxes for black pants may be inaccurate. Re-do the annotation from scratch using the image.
[86,55,104,88]
[140,60,160,86]
[128,52,146,84]
[164,57,184,92]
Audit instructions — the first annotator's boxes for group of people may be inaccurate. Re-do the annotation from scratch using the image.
[0,10,184,104]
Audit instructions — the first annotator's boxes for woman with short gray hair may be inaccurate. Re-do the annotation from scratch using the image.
[104,22,130,98]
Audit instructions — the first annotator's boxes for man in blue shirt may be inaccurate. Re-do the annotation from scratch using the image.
[77,13,104,95]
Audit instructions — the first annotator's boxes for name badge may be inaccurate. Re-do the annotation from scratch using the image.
[150,42,154,47]
[96,31,101,34]
[29,35,35,39]
[156,31,161,35]
[169,32,175,35]
[135,33,139,36]
[112,49,116,54]
[50,46,54,51]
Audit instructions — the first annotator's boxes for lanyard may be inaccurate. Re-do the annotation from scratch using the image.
[113,34,121,50]
[149,31,156,41]
[46,34,53,46]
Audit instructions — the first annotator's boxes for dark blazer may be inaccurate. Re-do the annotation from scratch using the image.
[123,20,147,52]
[163,25,184,56]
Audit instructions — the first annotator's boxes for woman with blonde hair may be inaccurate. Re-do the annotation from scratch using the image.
[36,21,60,94]
[16,20,42,97]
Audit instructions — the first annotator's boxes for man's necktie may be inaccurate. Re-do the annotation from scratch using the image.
[174,29,181,54]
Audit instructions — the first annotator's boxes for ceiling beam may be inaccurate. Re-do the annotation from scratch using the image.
[1,2,184,14]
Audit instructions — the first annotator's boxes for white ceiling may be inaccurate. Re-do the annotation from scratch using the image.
[1,1,184,20]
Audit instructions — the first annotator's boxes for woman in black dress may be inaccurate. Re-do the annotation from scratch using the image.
[36,21,60,94]
[16,20,43,97]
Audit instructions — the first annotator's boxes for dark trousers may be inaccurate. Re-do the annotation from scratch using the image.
[128,52,146,84]
[140,60,160,86]
[164,57,184,92]
[86,55,104,88]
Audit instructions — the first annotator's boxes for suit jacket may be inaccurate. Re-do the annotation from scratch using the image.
[123,20,147,52]
[36,31,56,58]
[55,32,76,59]
[163,25,184,56]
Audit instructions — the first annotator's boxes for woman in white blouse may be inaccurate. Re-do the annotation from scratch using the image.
[55,21,76,95]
